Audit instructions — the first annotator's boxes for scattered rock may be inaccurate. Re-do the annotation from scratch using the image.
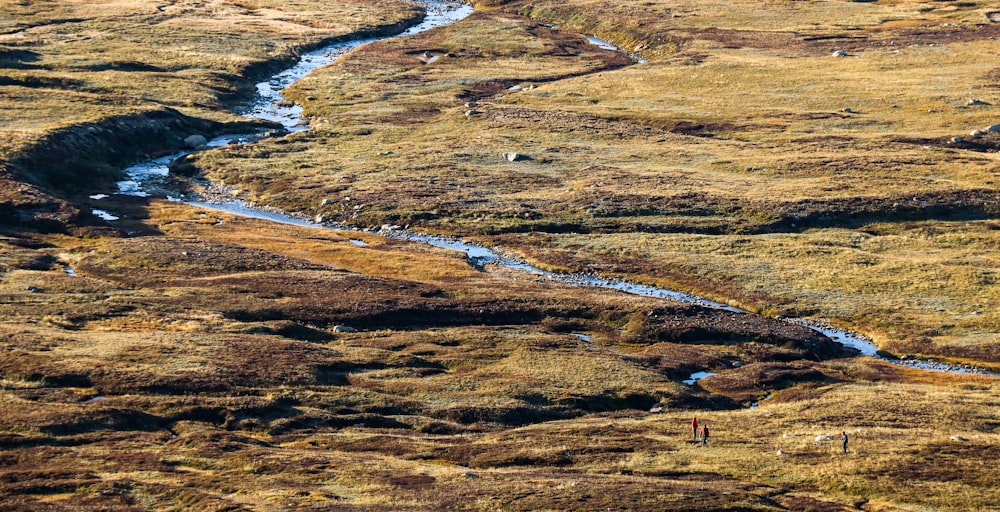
[183,134,207,149]
[462,471,478,478]
[970,130,985,138]
[814,435,834,443]
[648,406,664,413]
[986,124,1000,134]
[950,435,969,442]
[464,109,482,117]
[831,50,848,57]
[842,107,854,114]
[987,11,1000,22]
[967,99,990,106]
[320,198,332,206]
[950,137,964,144]
[314,214,325,223]
[503,152,530,162]
[776,450,787,456]
[25,286,43,293]
[333,325,356,333]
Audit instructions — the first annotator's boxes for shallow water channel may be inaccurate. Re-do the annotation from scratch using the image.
[97,0,997,379]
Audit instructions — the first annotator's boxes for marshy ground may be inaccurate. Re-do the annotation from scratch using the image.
[1,0,999,510]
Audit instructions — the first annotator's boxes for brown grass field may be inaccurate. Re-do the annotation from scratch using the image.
[2,0,1000,510]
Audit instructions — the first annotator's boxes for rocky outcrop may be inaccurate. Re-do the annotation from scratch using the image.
[183,134,209,149]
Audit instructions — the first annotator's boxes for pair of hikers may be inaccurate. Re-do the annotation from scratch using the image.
[691,417,709,446]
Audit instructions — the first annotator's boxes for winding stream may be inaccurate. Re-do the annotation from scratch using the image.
[97,0,997,378]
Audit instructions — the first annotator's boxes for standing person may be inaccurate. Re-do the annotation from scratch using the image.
[691,417,699,441]
[841,431,848,454]
[701,424,710,447]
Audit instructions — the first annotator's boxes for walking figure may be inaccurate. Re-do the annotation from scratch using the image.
[841,431,848,454]
[701,424,710,447]
[691,417,699,441]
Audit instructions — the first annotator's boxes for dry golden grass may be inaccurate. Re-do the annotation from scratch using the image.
[0,0,422,201]
[503,220,1000,367]
[178,0,1000,363]
[0,195,997,510]
[2,0,1000,510]
[0,0,420,115]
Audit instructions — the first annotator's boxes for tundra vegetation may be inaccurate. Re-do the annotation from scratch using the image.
[0,0,999,510]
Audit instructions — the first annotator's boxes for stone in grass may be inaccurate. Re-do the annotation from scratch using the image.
[503,151,531,162]
[333,325,357,333]
[985,124,1000,134]
[831,50,848,57]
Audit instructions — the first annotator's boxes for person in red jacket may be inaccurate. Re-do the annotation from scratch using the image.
[701,424,710,446]
[691,417,699,441]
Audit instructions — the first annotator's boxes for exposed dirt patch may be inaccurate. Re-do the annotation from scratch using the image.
[698,362,841,403]
[490,106,666,139]
[674,28,815,52]
[630,305,844,357]
[897,136,1000,154]
[0,168,79,231]
[74,237,333,286]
